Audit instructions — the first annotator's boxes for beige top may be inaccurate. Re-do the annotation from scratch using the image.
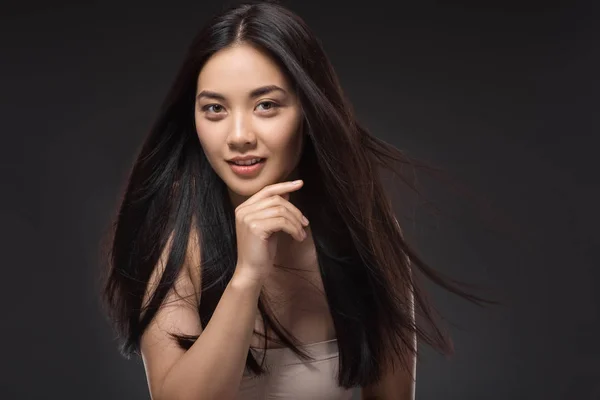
[237,338,355,400]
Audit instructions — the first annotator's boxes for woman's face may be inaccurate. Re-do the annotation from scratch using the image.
[195,43,304,208]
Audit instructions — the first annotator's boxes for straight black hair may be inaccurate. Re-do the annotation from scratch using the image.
[101,0,493,389]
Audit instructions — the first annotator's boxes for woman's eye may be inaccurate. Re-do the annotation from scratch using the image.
[202,104,224,113]
[256,101,278,111]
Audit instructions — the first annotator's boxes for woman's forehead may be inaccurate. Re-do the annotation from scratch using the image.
[197,44,290,93]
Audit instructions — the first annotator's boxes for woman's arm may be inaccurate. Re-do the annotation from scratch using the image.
[361,217,417,399]
[140,234,263,400]
[359,339,416,400]
[360,293,416,400]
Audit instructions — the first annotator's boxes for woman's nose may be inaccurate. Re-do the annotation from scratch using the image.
[226,112,256,146]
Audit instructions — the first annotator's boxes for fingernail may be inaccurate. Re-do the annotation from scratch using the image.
[302,216,309,225]
[292,180,303,185]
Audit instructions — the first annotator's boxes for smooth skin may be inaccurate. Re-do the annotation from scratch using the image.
[194,43,304,210]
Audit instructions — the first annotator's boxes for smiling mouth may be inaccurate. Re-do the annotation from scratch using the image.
[227,158,266,166]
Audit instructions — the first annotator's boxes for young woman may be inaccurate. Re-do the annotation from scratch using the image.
[102,1,487,399]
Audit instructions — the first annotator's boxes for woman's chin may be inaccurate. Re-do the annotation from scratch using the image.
[225,182,267,207]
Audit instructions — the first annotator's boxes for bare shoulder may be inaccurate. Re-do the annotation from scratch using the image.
[139,227,203,397]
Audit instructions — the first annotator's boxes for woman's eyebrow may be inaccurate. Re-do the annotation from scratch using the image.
[196,85,287,101]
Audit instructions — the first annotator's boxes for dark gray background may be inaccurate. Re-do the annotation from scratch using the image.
[1,0,598,399]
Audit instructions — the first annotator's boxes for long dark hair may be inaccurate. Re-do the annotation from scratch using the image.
[101,0,493,389]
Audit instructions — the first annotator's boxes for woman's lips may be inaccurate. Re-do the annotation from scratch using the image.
[227,159,266,177]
